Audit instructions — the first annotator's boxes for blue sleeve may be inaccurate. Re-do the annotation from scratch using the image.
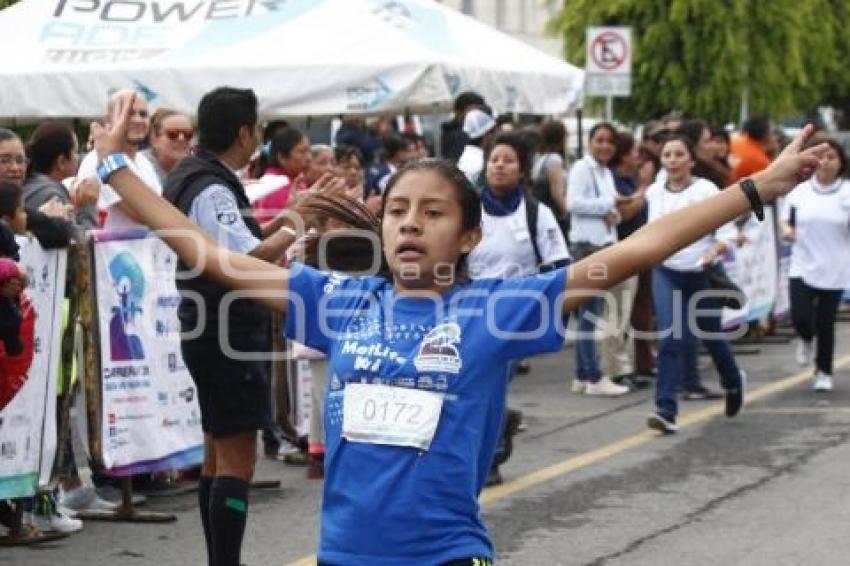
[189,184,261,254]
[284,263,376,354]
[477,268,568,361]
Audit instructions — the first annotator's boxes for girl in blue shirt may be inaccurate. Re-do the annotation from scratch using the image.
[93,93,826,566]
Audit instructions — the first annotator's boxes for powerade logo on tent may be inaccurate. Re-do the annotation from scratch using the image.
[41,0,314,65]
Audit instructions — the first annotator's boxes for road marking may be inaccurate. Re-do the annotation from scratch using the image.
[286,355,850,566]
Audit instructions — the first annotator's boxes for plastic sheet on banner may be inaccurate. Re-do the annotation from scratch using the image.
[0,237,66,499]
[91,232,202,475]
[721,210,779,329]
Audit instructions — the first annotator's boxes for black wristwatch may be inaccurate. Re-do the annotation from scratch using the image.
[739,178,764,221]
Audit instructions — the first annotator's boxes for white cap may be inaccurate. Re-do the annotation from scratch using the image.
[463,109,496,140]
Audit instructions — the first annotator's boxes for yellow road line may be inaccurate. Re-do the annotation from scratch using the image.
[286,355,850,565]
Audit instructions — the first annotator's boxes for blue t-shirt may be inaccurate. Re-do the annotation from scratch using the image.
[285,264,568,565]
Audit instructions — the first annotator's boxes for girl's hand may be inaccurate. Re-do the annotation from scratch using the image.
[781,225,796,243]
[72,177,101,207]
[755,124,828,200]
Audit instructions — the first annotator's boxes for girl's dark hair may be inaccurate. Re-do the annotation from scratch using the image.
[660,133,698,162]
[255,127,306,176]
[711,127,730,144]
[675,119,708,147]
[484,131,533,184]
[334,144,362,164]
[0,181,23,218]
[589,122,618,143]
[539,120,567,156]
[381,158,481,281]
[610,130,636,169]
[26,121,77,178]
[806,136,849,178]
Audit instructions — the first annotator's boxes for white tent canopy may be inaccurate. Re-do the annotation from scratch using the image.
[0,0,584,119]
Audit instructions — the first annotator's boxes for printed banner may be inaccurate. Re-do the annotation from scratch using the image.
[93,233,202,474]
[721,210,779,328]
[0,238,66,499]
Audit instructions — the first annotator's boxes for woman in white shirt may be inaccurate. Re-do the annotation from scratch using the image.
[781,137,850,391]
[567,123,628,396]
[645,135,745,433]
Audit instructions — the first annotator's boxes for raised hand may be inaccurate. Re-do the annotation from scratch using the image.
[756,124,828,200]
[91,91,135,159]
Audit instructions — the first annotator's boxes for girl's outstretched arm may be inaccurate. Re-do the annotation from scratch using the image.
[92,93,290,314]
[561,124,826,315]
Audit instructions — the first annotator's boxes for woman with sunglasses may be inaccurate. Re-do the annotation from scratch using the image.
[143,109,194,184]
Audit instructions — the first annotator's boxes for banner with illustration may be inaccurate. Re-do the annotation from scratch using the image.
[721,209,779,329]
[0,238,66,499]
[93,232,202,474]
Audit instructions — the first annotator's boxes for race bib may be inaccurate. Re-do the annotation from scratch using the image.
[342,383,444,450]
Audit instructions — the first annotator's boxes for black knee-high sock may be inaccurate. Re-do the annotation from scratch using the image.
[209,476,250,566]
[198,476,214,565]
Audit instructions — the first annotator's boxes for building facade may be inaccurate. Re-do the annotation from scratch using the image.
[435,0,564,58]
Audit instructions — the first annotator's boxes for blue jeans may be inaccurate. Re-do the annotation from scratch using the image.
[652,266,741,421]
[574,295,603,382]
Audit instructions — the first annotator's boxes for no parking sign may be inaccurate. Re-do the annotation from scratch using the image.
[586,27,632,97]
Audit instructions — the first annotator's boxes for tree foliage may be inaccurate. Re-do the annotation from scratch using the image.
[548,0,850,124]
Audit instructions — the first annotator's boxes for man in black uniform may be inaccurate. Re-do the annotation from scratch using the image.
[164,87,298,566]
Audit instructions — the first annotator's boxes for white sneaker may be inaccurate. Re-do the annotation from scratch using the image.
[585,377,630,397]
[31,508,83,533]
[796,339,814,366]
[59,486,118,517]
[813,371,833,392]
[571,379,587,394]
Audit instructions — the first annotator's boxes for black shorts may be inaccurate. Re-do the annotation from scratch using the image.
[180,330,272,438]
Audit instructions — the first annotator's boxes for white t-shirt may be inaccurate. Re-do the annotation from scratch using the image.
[77,150,163,232]
[567,154,618,246]
[645,176,737,272]
[468,198,570,279]
[782,178,850,290]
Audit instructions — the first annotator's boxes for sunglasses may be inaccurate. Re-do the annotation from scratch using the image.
[163,128,194,142]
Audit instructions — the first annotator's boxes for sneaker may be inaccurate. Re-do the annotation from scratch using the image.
[571,379,587,394]
[515,359,531,375]
[813,371,834,392]
[584,377,629,397]
[647,412,678,434]
[283,451,309,466]
[725,370,747,418]
[59,486,119,517]
[796,339,814,367]
[31,508,83,534]
[681,387,723,401]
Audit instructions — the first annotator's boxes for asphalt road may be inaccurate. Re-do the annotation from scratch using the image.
[6,319,850,566]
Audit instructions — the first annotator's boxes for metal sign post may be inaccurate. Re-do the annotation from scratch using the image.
[586,27,633,121]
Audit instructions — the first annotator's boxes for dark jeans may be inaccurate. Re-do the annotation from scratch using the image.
[631,269,656,374]
[652,267,741,421]
[570,242,606,382]
[790,278,843,374]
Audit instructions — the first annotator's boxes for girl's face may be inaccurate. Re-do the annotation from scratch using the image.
[485,144,522,193]
[337,155,362,190]
[589,127,617,165]
[0,138,27,185]
[279,137,311,176]
[696,127,713,161]
[816,147,841,183]
[661,140,696,182]
[707,134,729,160]
[306,148,333,185]
[5,197,27,234]
[382,169,480,292]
